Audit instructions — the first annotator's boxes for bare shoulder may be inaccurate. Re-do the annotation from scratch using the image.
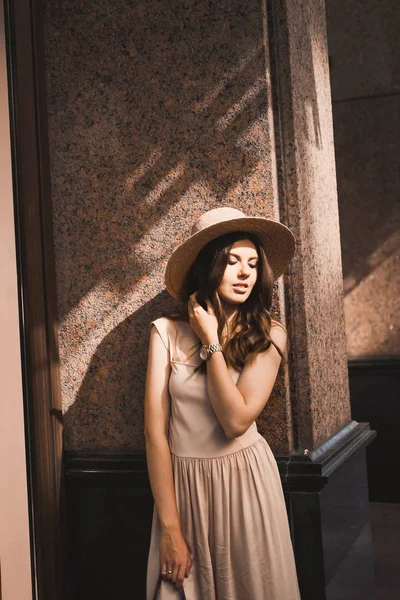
[270,319,287,332]
[270,320,287,352]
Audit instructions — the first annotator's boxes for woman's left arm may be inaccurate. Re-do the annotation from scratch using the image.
[188,295,287,439]
[206,327,286,438]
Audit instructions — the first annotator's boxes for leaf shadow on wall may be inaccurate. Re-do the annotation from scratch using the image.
[46,0,276,322]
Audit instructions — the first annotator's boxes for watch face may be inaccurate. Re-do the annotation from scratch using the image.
[200,346,208,360]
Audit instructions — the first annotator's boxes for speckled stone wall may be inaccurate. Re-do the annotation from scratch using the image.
[44,0,296,452]
[44,0,352,454]
[272,0,352,449]
[326,0,400,357]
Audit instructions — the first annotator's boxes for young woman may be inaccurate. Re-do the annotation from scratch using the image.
[145,207,301,599]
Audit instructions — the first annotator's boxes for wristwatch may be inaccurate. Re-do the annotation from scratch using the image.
[200,343,223,361]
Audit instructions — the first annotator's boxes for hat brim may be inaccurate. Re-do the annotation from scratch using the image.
[165,217,295,301]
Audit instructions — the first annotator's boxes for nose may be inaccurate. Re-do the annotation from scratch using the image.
[238,263,251,278]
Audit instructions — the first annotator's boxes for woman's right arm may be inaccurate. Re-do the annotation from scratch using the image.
[144,324,192,590]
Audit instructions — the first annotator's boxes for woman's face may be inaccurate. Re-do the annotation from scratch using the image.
[217,239,259,308]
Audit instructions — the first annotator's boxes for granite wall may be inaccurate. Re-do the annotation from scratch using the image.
[326,0,400,357]
[44,0,294,452]
[44,0,352,454]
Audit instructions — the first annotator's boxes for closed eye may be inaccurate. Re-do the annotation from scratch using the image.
[227,260,258,268]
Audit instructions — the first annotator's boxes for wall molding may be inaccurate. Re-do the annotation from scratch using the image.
[348,355,400,371]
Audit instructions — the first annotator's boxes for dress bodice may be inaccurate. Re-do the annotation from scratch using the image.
[151,317,262,458]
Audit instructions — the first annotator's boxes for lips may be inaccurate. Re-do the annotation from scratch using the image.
[233,283,249,289]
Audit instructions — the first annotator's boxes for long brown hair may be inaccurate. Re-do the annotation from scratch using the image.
[172,231,286,371]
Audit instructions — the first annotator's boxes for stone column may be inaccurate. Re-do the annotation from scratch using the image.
[271,0,351,449]
[269,1,376,598]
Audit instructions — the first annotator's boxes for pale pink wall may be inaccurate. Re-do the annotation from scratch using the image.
[0,3,33,598]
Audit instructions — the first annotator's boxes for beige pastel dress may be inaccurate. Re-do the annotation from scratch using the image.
[146,317,301,600]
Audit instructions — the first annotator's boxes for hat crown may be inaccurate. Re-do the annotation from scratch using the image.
[191,207,246,235]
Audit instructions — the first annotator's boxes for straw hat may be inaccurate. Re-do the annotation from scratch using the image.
[165,207,295,301]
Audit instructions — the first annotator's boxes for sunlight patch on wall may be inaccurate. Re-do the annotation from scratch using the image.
[344,229,400,356]
[125,146,163,189]
[215,76,264,131]
[191,42,263,114]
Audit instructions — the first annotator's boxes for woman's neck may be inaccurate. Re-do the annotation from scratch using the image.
[222,303,238,322]
[220,304,239,345]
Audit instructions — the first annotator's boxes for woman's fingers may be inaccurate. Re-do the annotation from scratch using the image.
[160,535,192,589]
[175,564,187,590]
[185,556,192,577]
[161,556,191,581]
[188,293,197,314]
[189,292,199,307]
[204,298,214,314]
[188,292,218,342]
[170,563,179,584]
[161,561,172,580]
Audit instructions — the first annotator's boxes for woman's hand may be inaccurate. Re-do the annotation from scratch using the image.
[188,293,219,345]
[160,526,192,590]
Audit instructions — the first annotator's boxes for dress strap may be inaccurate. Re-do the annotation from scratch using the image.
[150,317,200,364]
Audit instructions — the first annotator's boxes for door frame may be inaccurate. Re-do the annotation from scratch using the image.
[3,1,66,598]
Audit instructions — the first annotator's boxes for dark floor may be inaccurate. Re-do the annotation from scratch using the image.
[370,502,400,600]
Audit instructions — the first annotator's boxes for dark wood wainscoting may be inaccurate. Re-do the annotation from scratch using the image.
[64,452,153,600]
[348,356,400,503]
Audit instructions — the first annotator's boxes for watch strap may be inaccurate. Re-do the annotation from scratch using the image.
[201,343,223,360]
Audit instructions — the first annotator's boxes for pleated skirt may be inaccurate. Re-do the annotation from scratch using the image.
[146,436,301,600]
